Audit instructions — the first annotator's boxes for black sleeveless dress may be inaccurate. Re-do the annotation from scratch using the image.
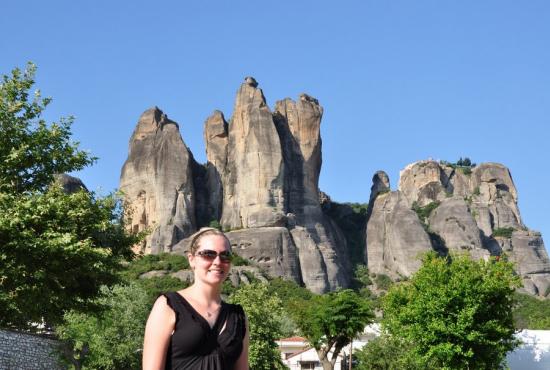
[162,292,246,370]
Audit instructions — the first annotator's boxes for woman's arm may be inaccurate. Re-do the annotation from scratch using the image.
[142,295,175,370]
[233,318,249,370]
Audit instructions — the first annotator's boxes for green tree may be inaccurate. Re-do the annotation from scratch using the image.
[355,334,423,370]
[0,63,138,329]
[230,283,287,370]
[56,282,150,370]
[382,252,521,370]
[0,63,94,193]
[513,292,550,329]
[266,277,314,337]
[291,289,373,370]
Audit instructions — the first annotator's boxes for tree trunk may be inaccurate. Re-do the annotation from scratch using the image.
[321,360,334,370]
[316,348,334,370]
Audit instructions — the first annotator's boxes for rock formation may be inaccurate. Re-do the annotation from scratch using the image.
[119,81,548,296]
[220,80,286,229]
[203,110,228,221]
[54,173,88,193]
[365,160,550,296]
[274,94,350,291]
[120,107,197,254]
[120,79,350,293]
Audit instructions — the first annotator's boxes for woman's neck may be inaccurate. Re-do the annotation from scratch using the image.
[186,282,222,305]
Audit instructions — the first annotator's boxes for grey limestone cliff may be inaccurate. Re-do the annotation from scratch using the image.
[119,84,548,296]
[120,79,351,293]
[365,160,550,296]
[220,79,286,229]
[120,107,197,254]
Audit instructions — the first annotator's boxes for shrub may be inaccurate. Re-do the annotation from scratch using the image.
[513,292,550,329]
[493,227,515,238]
[120,253,189,280]
[374,273,392,291]
[208,219,222,230]
[382,253,521,369]
[231,252,251,266]
[459,167,472,176]
[412,201,440,222]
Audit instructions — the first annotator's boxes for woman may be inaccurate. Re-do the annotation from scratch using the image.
[142,228,249,370]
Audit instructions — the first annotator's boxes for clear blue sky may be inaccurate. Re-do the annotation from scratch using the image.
[2,1,549,254]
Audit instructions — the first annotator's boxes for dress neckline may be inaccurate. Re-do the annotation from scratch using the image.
[174,292,226,332]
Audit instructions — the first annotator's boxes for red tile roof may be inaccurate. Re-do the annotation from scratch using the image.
[278,336,307,342]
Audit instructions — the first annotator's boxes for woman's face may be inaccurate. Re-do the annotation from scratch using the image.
[189,235,232,286]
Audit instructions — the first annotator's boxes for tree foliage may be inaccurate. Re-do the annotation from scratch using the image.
[0,185,138,329]
[355,334,423,370]
[513,292,550,329]
[0,63,138,329]
[382,252,521,370]
[0,63,94,193]
[230,283,287,370]
[56,282,150,370]
[290,289,373,370]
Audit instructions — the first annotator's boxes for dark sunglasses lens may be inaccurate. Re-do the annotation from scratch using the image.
[197,250,233,262]
[219,252,233,262]
[200,250,217,260]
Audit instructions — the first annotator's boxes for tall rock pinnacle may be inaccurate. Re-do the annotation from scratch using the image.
[120,107,196,254]
[220,77,286,229]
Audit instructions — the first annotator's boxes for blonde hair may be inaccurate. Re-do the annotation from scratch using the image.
[188,227,230,255]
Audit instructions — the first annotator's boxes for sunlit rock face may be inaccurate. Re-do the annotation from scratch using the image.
[366,160,550,296]
[120,107,197,254]
[120,79,351,293]
[119,83,548,296]
[220,79,286,230]
[366,190,432,279]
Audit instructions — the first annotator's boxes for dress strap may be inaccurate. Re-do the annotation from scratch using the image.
[162,292,187,322]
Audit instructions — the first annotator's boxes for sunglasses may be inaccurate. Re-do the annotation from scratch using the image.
[195,250,233,263]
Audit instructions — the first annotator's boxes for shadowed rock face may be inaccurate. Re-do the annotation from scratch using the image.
[274,94,350,291]
[366,160,550,296]
[429,196,487,260]
[204,110,228,221]
[54,174,88,193]
[120,107,196,254]
[366,191,432,278]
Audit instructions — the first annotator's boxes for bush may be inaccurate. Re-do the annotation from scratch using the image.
[57,283,151,370]
[355,335,425,370]
[382,253,521,369]
[459,167,472,176]
[120,253,189,280]
[230,283,287,370]
[492,227,515,238]
[208,219,222,230]
[267,277,313,306]
[412,201,440,223]
[231,252,251,266]
[513,292,550,329]
[137,276,188,304]
[374,274,392,291]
